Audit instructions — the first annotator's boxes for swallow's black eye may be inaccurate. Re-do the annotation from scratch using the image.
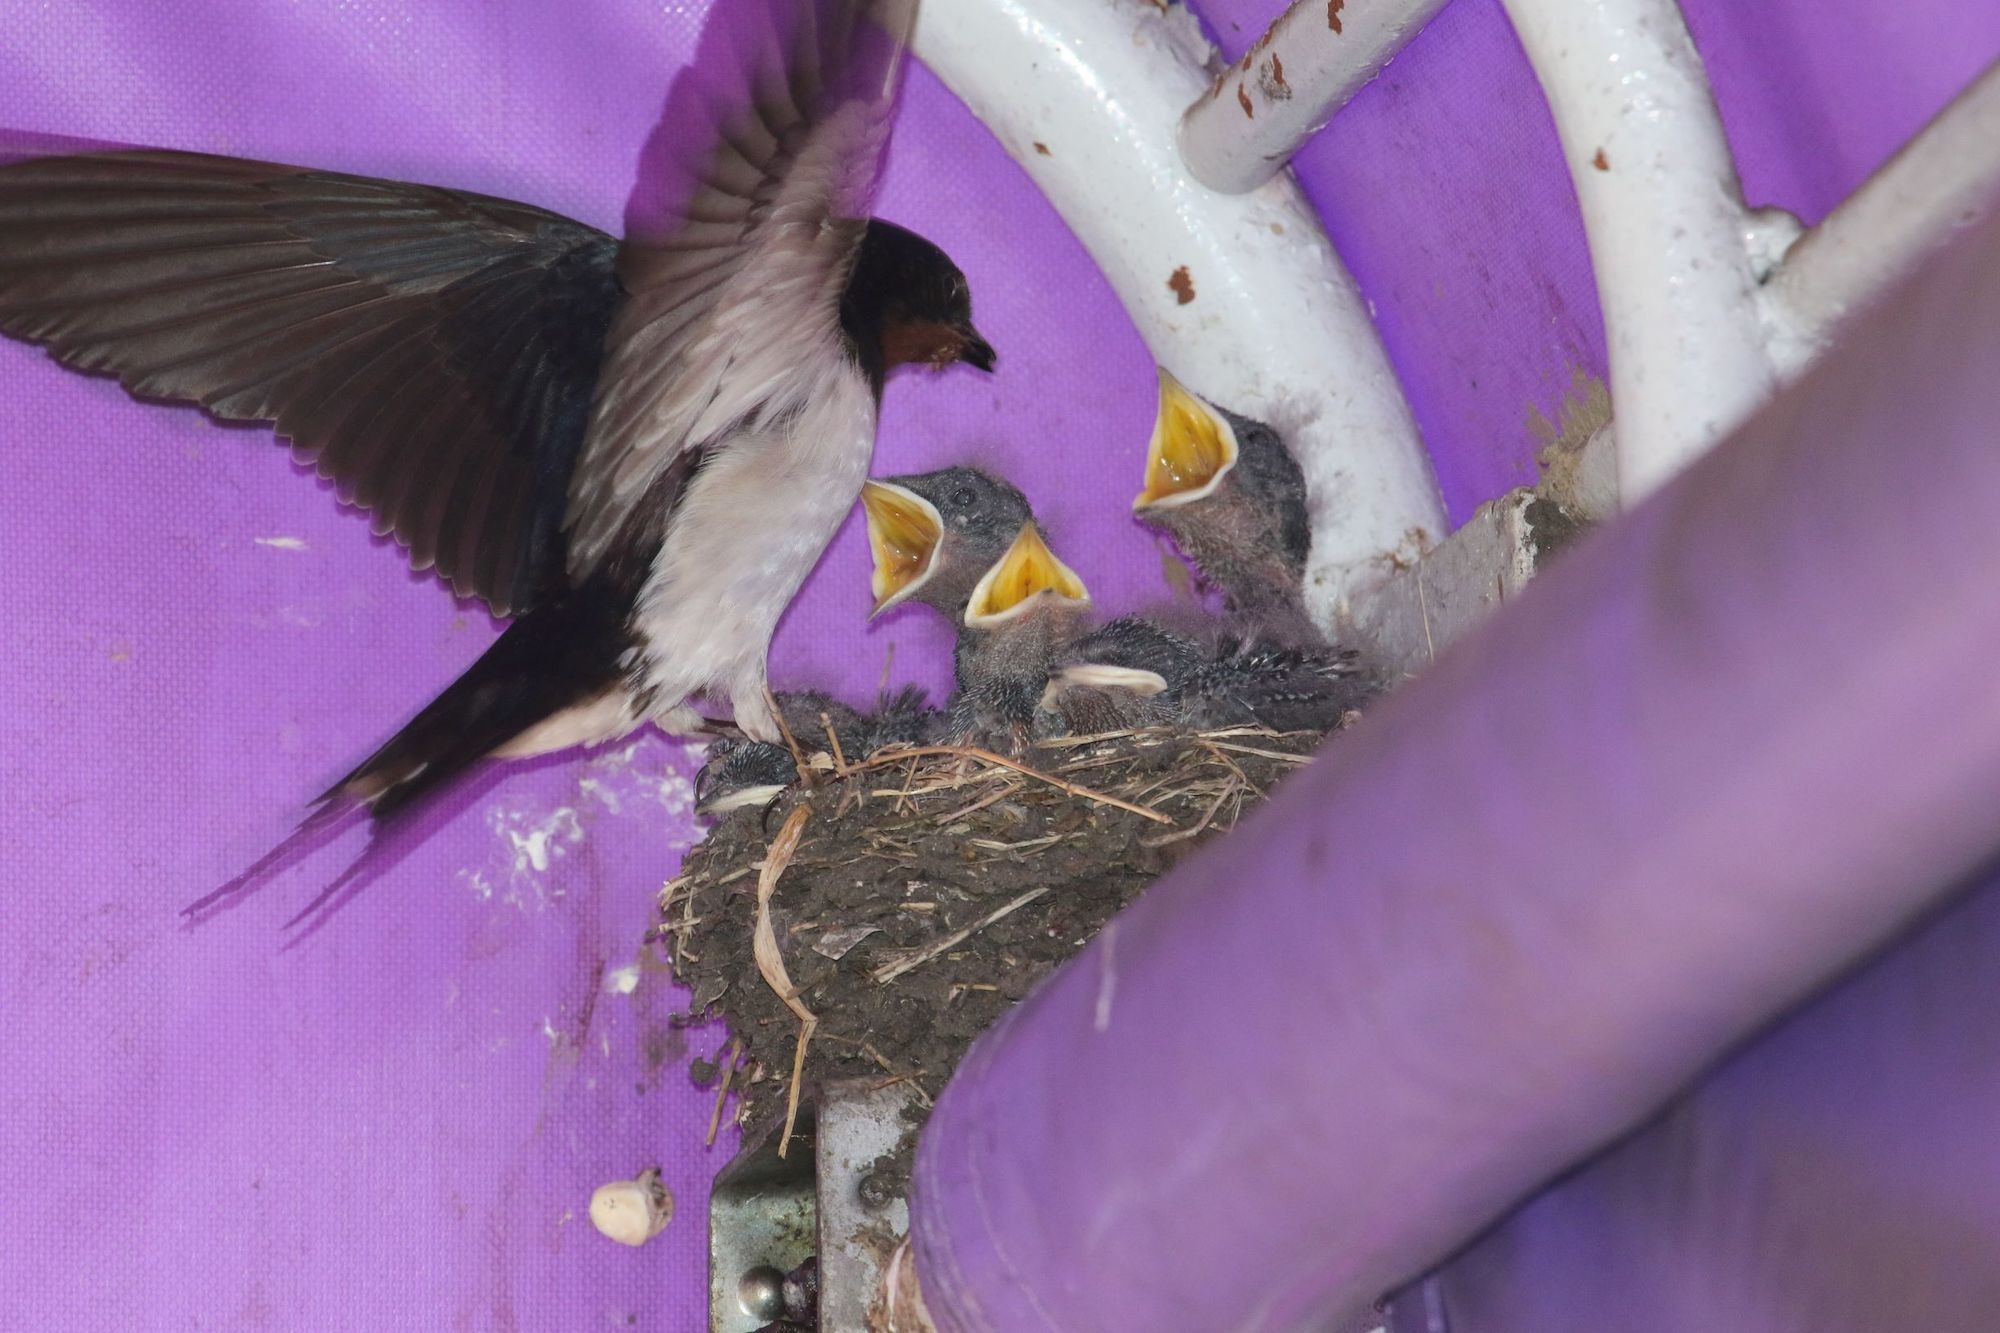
[950,486,976,510]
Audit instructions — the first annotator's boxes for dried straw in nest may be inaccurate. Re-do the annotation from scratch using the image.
[658,720,1350,1151]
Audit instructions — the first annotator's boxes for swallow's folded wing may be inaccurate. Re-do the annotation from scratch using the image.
[563,0,917,578]
[0,149,621,617]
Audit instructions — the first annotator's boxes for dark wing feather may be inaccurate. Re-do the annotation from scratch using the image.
[0,149,622,615]
[565,0,916,576]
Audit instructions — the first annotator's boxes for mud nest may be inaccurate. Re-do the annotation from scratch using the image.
[659,721,1351,1146]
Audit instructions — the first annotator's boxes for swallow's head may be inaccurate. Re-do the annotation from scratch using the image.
[861,466,1032,615]
[1134,367,1240,512]
[963,521,1090,629]
[854,220,996,374]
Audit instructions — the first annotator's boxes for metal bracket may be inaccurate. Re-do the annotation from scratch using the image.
[709,1081,924,1331]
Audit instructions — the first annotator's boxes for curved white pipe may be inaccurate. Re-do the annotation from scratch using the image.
[1499,0,1775,504]
[1767,58,2000,377]
[1179,0,1454,195]
[912,0,1444,620]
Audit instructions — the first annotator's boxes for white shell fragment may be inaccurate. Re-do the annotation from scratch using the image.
[589,1167,674,1247]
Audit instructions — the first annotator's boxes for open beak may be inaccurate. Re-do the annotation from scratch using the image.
[1134,367,1239,510]
[861,480,946,615]
[957,324,997,373]
[965,522,1090,627]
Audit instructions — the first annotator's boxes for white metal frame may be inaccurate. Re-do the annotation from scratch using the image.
[912,0,1447,624]
[1179,0,1454,196]
[919,0,2000,643]
[1766,64,2000,373]
[1177,0,2000,510]
[1500,0,1781,503]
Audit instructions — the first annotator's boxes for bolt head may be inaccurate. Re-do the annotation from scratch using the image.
[737,1265,787,1320]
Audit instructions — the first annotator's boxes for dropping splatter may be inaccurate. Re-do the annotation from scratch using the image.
[1593,148,1610,171]
[1328,0,1345,33]
[1237,84,1254,118]
[1167,267,1196,305]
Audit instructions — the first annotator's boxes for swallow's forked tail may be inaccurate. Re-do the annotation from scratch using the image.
[187,594,632,927]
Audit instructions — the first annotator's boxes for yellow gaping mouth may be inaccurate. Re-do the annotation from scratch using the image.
[965,522,1090,626]
[861,480,946,614]
[1134,368,1240,510]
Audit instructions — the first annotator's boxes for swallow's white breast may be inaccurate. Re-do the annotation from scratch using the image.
[627,355,877,721]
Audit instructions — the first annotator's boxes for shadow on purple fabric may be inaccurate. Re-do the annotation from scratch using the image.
[2,0,1994,1328]
[5,0,934,937]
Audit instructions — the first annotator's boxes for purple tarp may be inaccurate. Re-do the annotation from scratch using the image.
[2,0,1995,1328]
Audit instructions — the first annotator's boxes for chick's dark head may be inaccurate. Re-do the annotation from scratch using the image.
[861,465,1036,617]
[1134,368,1311,614]
[693,740,799,816]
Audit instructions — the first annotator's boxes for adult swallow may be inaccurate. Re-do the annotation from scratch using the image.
[0,0,993,837]
[1135,369,1313,629]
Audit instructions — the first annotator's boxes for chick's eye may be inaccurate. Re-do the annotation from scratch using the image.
[950,487,976,509]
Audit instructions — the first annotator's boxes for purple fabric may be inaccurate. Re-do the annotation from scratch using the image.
[1387,860,2000,1333]
[909,198,2000,1331]
[4,0,1997,1327]
[0,4,1158,1327]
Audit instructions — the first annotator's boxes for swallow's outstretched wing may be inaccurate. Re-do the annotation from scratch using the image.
[0,1,914,619]
[0,150,621,617]
[564,0,918,577]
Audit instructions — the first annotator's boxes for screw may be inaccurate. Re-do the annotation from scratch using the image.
[737,1265,787,1320]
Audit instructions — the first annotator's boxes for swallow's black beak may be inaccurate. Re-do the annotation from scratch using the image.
[958,325,997,373]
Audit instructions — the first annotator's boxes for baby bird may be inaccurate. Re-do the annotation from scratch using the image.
[1179,637,1375,735]
[1133,369,1386,728]
[693,686,932,814]
[1042,615,1203,736]
[693,741,804,816]
[1134,369,1315,632]
[946,521,1099,749]
[863,468,1186,746]
[860,466,1037,620]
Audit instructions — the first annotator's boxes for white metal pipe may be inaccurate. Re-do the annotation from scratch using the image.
[1765,58,2000,377]
[1178,0,1455,194]
[1500,0,1775,505]
[913,0,1446,621]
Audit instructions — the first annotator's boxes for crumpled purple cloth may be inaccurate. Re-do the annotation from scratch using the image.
[4,0,1994,1328]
